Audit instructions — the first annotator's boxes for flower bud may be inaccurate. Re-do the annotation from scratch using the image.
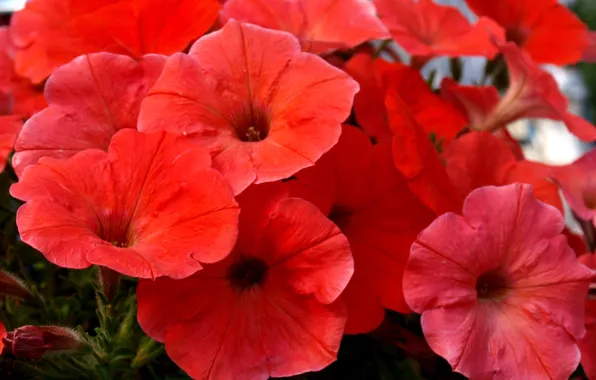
[0,270,31,299]
[2,325,84,359]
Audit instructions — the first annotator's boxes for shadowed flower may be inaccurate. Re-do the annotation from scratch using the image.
[12,52,166,177]
[578,253,596,380]
[10,0,220,83]
[137,183,353,379]
[466,0,588,65]
[11,130,239,279]
[138,21,358,194]
[289,125,435,334]
[221,0,389,54]
[2,325,84,359]
[404,184,593,379]
[0,115,23,174]
[374,0,504,62]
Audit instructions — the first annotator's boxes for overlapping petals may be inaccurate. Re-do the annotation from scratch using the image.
[12,52,166,177]
[11,130,239,279]
[374,0,504,61]
[579,253,596,380]
[10,0,220,83]
[138,21,358,194]
[404,184,593,379]
[289,125,435,333]
[442,42,596,142]
[466,0,588,65]
[137,183,353,379]
[221,0,389,54]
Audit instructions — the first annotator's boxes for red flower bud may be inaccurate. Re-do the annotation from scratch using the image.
[0,270,31,299]
[2,326,84,359]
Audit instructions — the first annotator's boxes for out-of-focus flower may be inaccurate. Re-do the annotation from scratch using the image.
[0,270,31,300]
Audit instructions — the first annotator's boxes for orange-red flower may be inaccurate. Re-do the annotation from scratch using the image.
[11,130,239,279]
[374,0,503,61]
[12,52,165,177]
[289,125,435,334]
[138,21,358,195]
[404,184,593,379]
[466,0,588,65]
[221,0,389,54]
[137,183,353,379]
[10,0,220,83]
[442,42,596,142]
[344,53,466,144]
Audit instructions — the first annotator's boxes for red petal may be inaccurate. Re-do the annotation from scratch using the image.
[0,115,22,173]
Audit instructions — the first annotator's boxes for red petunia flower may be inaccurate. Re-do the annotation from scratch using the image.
[466,0,588,65]
[138,21,358,195]
[10,130,239,279]
[344,53,466,144]
[221,0,389,54]
[137,182,353,379]
[289,125,435,334]
[444,131,563,213]
[0,115,23,174]
[578,253,596,380]
[550,148,596,223]
[10,0,220,83]
[404,184,593,379]
[442,42,596,142]
[12,52,165,177]
[374,0,503,62]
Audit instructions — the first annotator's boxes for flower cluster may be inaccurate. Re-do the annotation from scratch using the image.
[0,0,595,379]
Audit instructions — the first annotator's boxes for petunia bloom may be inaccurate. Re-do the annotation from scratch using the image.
[289,125,435,334]
[137,183,353,379]
[12,52,166,177]
[466,0,588,65]
[138,21,358,195]
[549,148,596,224]
[442,42,596,142]
[11,130,239,279]
[221,0,389,54]
[404,184,593,379]
[10,0,220,83]
[374,0,504,62]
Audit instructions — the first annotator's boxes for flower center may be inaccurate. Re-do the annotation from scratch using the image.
[506,26,530,47]
[227,256,268,291]
[97,213,132,248]
[235,104,271,142]
[583,190,596,210]
[475,270,509,300]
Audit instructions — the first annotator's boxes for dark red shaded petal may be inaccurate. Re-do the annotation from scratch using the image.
[12,53,165,177]
[0,115,22,173]
[138,21,358,194]
[10,0,220,83]
[11,130,239,278]
[466,0,588,65]
[221,0,389,54]
[375,0,504,59]
[583,31,596,63]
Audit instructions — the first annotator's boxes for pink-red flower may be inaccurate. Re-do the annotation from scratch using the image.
[0,115,23,174]
[550,148,596,223]
[138,21,358,194]
[578,253,596,380]
[136,183,353,379]
[442,42,596,142]
[11,130,239,279]
[10,0,220,83]
[404,184,593,379]
[12,52,165,177]
[289,125,435,334]
[220,0,389,54]
[466,0,588,65]
[374,0,504,61]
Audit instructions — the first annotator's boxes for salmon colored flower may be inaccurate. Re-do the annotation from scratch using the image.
[550,149,596,223]
[466,0,588,65]
[578,253,596,380]
[442,42,596,142]
[444,131,563,213]
[344,53,466,143]
[137,183,353,379]
[374,0,504,62]
[2,325,85,359]
[11,130,239,279]
[404,184,593,379]
[10,0,220,83]
[138,21,358,195]
[221,0,389,54]
[12,52,165,177]
[0,115,23,173]
[289,125,435,334]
